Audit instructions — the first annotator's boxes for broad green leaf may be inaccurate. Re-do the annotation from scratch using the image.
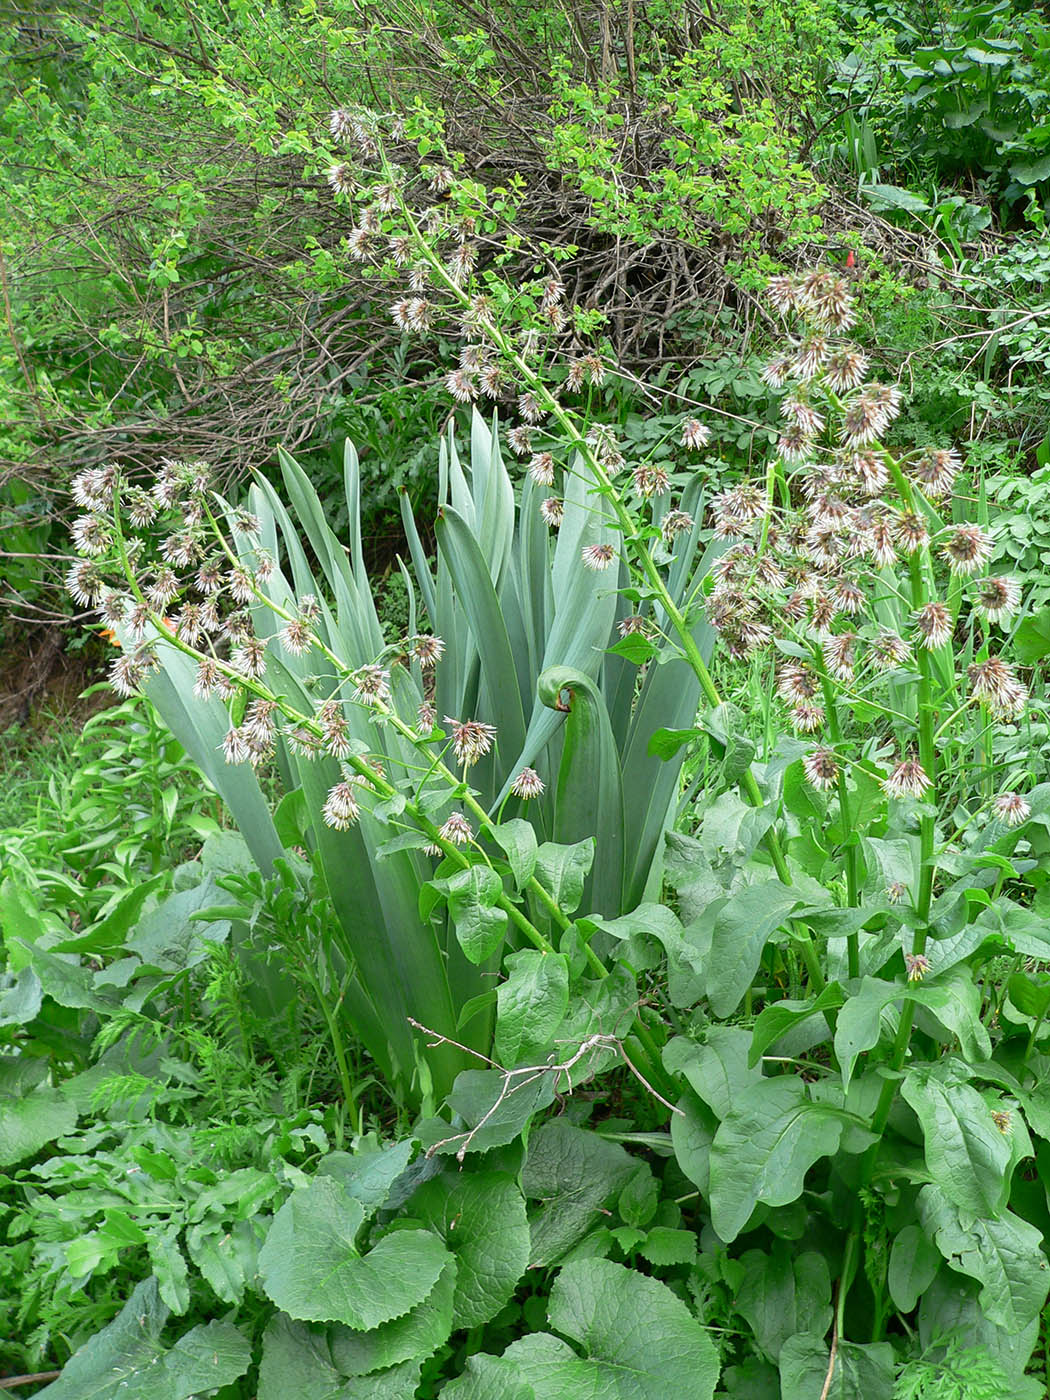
[901,1067,1012,1217]
[419,1067,556,1157]
[258,1314,375,1400]
[1007,972,1050,1023]
[0,1087,77,1166]
[34,1280,250,1400]
[709,1078,845,1243]
[779,1333,894,1399]
[533,838,595,919]
[670,1090,717,1196]
[522,1120,638,1268]
[887,1224,941,1313]
[749,985,844,1066]
[412,1171,530,1328]
[545,1257,720,1399]
[318,1138,416,1215]
[259,1175,449,1327]
[705,881,801,1017]
[148,1228,190,1314]
[908,969,991,1062]
[918,1185,1050,1331]
[834,978,897,1090]
[329,1258,456,1374]
[0,966,42,1027]
[664,1027,760,1119]
[492,819,538,890]
[435,865,508,964]
[437,1352,537,1399]
[496,950,570,1067]
[735,1247,832,1362]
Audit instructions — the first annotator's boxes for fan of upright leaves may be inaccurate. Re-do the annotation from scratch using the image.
[139,410,717,1101]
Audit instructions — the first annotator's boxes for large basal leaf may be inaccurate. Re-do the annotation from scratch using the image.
[411,1170,531,1329]
[258,1175,449,1327]
[735,1246,832,1362]
[545,1257,720,1399]
[318,1138,416,1215]
[329,1258,457,1374]
[521,1120,639,1268]
[0,1086,77,1167]
[258,1315,423,1400]
[709,1078,845,1243]
[704,881,802,1018]
[918,1185,1050,1332]
[495,950,570,1067]
[0,965,42,1026]
[778,1332,894,1400]
[34,1279,250,1400]
[901,1066,1012,1218]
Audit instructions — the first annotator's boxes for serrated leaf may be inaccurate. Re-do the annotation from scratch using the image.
[329,1257,456,1374]
[545,1257,720,1398]
[33,1280,250,1399]
[709,1078,845,1243]
[496,950,570,1066]
[901,1067,1012,1217]
[259,1175,449,1326]
[0,1087,78,1166]
[258,1315,421,1400]
[318,1139,416,1216]
[639,1227,698,1267]
[411,1171,530,1329]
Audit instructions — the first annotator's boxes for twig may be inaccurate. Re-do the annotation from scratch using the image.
[408,1022,682,1162]
[819,1298,839,1400]
[0,1373,62,1391]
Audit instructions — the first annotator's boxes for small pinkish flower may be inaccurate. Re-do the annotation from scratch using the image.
[913,601,953,651]
[882,757,931,800]
[528,452,556,486]
[445,716,497,767]
[994,792,1030,827]
[540,497,564,528]
[511,768,545,799]
[582,543,615,571]
[323,780,361,830]
[905,953,930,982]
[803,748,839,790]
[941,524,993,577]
[417,701,437,732]
[412,635,445,668]
[886,882,908,905]
[352,665,390,705]
[973,576,1020,624]
[681,418,710,450]
[439,812,474,845]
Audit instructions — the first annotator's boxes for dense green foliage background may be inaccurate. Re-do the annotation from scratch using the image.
[3,0,1050,1397]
